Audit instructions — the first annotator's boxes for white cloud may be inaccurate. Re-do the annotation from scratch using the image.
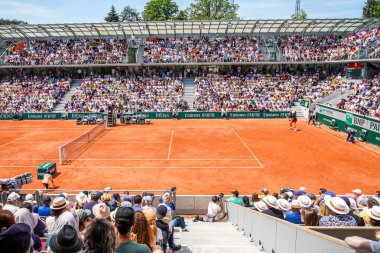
[0,1,56,22]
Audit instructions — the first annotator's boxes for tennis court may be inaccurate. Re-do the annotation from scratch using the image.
[0,119,379,194]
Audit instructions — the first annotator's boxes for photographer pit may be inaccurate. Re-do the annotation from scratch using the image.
[193,193,227,222]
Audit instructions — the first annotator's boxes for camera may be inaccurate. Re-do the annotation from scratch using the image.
[217,193,224,201]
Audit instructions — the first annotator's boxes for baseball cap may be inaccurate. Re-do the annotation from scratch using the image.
[43,196,52,204]
[299,187,307,193]
[7,192,20,202]
[261,188,269,194]
[353,189,362,195]
[77,209,92,223]
[90,191,99,199]
[115,207,134,226]
[0,223,32,252]
[25,194,34,201]
[112,193,120,200]
[156,205,168,219]
[93,203,110,219]
[121,201,133,208]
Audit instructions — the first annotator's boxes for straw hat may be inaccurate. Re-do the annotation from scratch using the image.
[348,198,357,209]
[367,206,380,221]
[254,201,268,212]
[93,203,110,219]
[51,197,68,210]
[325,197,349,215]
[291,200,301,209]
[262,196,279,209]
[298,195,312,208]
[278,199,291,211]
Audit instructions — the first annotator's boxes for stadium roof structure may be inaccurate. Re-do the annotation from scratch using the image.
[0,18,380,40]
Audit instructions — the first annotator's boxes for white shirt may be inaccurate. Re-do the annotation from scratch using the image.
[207,202,221,218]
[3,204,19,214]
[42,174,52,184]
[46,211,79,235]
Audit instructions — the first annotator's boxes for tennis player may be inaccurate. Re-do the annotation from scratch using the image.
[289,110,298,132]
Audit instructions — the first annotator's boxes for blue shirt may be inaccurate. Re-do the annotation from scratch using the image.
[133,204,143,212]
[37,205,51,217]
[285,212,303,224]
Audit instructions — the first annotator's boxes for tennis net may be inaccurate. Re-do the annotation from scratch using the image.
[59,122,106,165]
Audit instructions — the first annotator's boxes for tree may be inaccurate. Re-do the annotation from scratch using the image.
[104,5,120,22]
[173,9,189,21]
[120,5,140,22]
[0,18,27,25]
[363,0,380,17]
[188,0,239,20]
[142,0,180,21]
[291,9,308,20]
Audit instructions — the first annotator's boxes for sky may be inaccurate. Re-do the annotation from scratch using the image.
[0,0,367,24]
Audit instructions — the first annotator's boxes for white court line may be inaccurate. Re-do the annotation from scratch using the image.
[0,165,262,169]
[0,133,34,149]
[230,127,264,168]
[13,141,169,144]
[72,158,258,161]
[167,131,174,160]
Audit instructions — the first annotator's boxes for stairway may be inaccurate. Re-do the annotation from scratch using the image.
[176,219,260,253]
[53,79,82,112]
[290,102,306,120]
[183,78,195,111]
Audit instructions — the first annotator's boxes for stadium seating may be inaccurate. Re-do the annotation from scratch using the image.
[2,38,128,65]
[0,76,71,113]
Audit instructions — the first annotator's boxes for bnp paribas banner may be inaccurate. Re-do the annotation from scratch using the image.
[346,112,380,134]
[316,104,380,146]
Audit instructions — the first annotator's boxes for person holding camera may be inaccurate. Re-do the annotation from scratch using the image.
[194,194,226,222]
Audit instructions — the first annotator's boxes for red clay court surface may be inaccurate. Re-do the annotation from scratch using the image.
[0,119,379,195]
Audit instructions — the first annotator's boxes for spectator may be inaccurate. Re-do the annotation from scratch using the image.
[0,210,15,231]
[359,197,379,225]
[319,197,357,226]
[77,209,92,239]
[298,195,312,208]
[142,196,156,213]
[83,191,100,219]
[251,193,260,206]
[301,207,319,226]
[262,196,283,219]
[253,201,268,212]
[92,203,111,220]
[342,197,365,227]
[46,197,79,249]
[133,195,143,212]
[38,196,52,217]
[14,207,42,251]
[114,207,151,253]
[3,192,20,214]
[366,206,380,227]
[113,193,122,207]
[242,196,253,207]
[345,236,380,253]
[49,224,84,253]
[131,211,159,251]
[0,223,33,253]
[285,200,303,224]
[74,192,88,210]
[228,190,243,205]
[85,219,117,253]
[156,205,169,252]
[278,199,292,218]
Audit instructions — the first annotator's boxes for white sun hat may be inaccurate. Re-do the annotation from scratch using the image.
[367,206,380,221]
[263,196,279,209]
[278,199,291,211]
[325,197,349,215]
[254,201,268,212]
[299,195,312,208]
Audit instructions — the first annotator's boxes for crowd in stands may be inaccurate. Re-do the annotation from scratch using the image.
[277,27,380,61]
[2,38,128,65]
[0,76,71,113]
[226,187,380,229]
[193,72,344,111]
[0,188,186,252]
[144,36,264,63]
[337,75,380,119]
[64,75,189,113]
